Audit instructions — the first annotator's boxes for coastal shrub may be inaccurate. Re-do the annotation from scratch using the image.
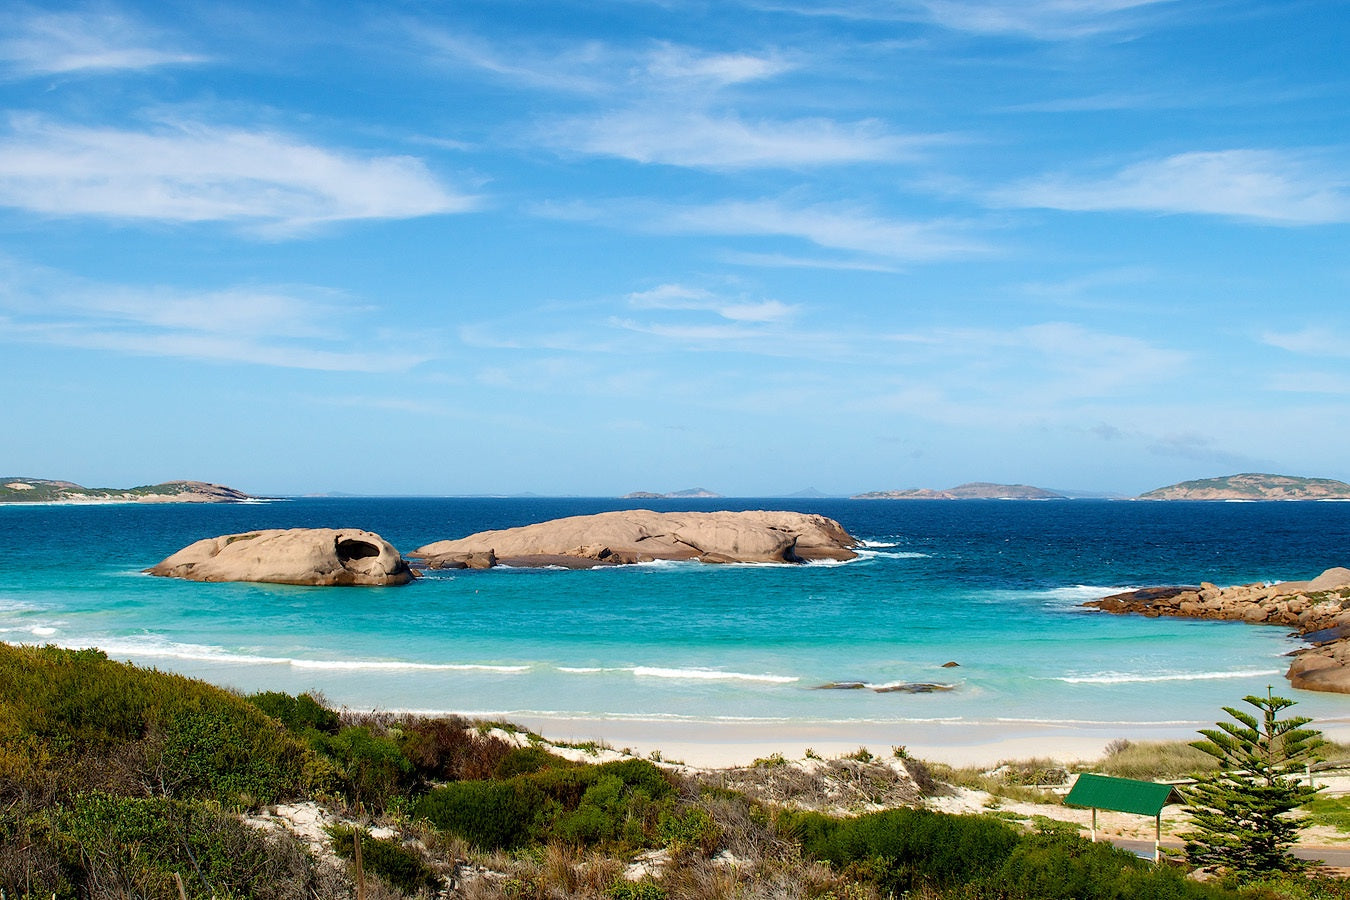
[395,714,514,781]
[0,643,312,806]
[782,807,1235,899]
[308,725,414,810]
[18,792,318,900]
[246,690,341,735]
[328,825,442,895]
[658,806,721,855]
[415,758,675,851]
[415,778,549,850]
[990,831,1215,899]
[496,744,573,778]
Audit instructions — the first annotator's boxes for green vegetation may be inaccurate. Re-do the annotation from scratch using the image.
[1183,690,1325,875]
[780,806,1227,899]
[327,826,442,895]
[5,643,1350,899]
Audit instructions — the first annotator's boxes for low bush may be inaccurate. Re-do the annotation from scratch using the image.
[495,744,573,778]
[0,644,312,806]
[416,758,675,851]
[393,714,514,782]
[1,792,318,900]
[327,825,442,895]
[246,691,341,735]
[781,806,1230,899]
[308,726,414,811]
[415,778,549,850]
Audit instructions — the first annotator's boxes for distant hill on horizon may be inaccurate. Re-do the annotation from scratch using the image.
[1137,473,1350,501]
[0,478,253,504]
[851,482,1067,500]
[621,487,725,499]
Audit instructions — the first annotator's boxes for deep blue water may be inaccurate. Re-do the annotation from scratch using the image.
[3,497,1349,737]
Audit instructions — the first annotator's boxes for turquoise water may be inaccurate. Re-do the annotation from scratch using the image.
[3,498,1350,737]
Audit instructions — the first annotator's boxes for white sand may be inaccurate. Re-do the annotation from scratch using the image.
[504,714,1326,769]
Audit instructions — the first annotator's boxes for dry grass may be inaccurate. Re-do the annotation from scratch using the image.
[700,756,924,812]
[1093,739,1219,780]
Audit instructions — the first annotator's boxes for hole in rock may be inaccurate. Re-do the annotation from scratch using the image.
[336,539,380,562]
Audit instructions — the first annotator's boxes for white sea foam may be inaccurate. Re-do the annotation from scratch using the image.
[29,626,57,636]
[51,634,530,673]
[859,539,900,548]
[852,548,930,563]
[632,666,798,684]
[1041,585,1131,605]
[1055,668,1280,685]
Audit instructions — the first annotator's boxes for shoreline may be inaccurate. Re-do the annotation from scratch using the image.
[361,710,1350,770]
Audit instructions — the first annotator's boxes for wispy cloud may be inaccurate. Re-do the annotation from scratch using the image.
[1262,326,1350,358]
[659,199,987,260]
[753,0,1174,39]
[411,28,791,95]
[993,150,1350,225]
[548,110,925,169]
[0,7,205,76]
[0,114,477,235]
[912,0,1174,39]
[0,260,427,372]
[410,24,930,170]
[627,284,798,322]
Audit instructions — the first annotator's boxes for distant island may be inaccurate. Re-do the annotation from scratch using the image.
[851,482,1066,501]
[621,488,724,499]
[0,478,253,504]
[1137,473,1350,501]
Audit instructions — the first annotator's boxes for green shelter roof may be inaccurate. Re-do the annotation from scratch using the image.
[1064,773,1184,817]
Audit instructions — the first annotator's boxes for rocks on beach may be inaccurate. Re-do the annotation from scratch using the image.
[146,528,414,587]
[1084,566,1350,694]
[411,509,857,569]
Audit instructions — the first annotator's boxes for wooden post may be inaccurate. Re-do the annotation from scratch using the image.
[354,830,366,900]
[174,872,188,900]
[1090,807,1097,842]
[1154,813,1161,864]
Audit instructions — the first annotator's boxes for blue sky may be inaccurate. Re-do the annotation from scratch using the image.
[1,1,1347,497]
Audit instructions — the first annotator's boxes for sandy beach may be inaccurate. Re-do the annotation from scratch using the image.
[504,714,1350,770]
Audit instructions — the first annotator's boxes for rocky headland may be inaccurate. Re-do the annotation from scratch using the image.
[621,488,724,499]
[147,528,413,586]
[411,509,857,569]
[1084,567,1350,694]
[1,478,252,504]
[852,482,1066,501]
[1137,473,1350,501]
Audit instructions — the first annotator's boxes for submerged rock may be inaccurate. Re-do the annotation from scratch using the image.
[412,509,857,569]
[146,528,413,586]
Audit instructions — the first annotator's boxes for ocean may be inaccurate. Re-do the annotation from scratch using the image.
[3,497,1349,748]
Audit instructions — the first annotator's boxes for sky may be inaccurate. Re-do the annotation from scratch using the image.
[1,0,1347,497]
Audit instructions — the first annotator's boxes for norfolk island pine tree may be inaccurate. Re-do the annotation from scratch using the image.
[1181,687,1324,875]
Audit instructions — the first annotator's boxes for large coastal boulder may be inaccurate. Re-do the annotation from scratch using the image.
[146,528,413,586]
[412,510,857,569]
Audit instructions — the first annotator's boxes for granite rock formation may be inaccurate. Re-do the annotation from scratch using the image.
[1084,567,1350,694]
[147,528,413,586]
[411,510,857,569]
